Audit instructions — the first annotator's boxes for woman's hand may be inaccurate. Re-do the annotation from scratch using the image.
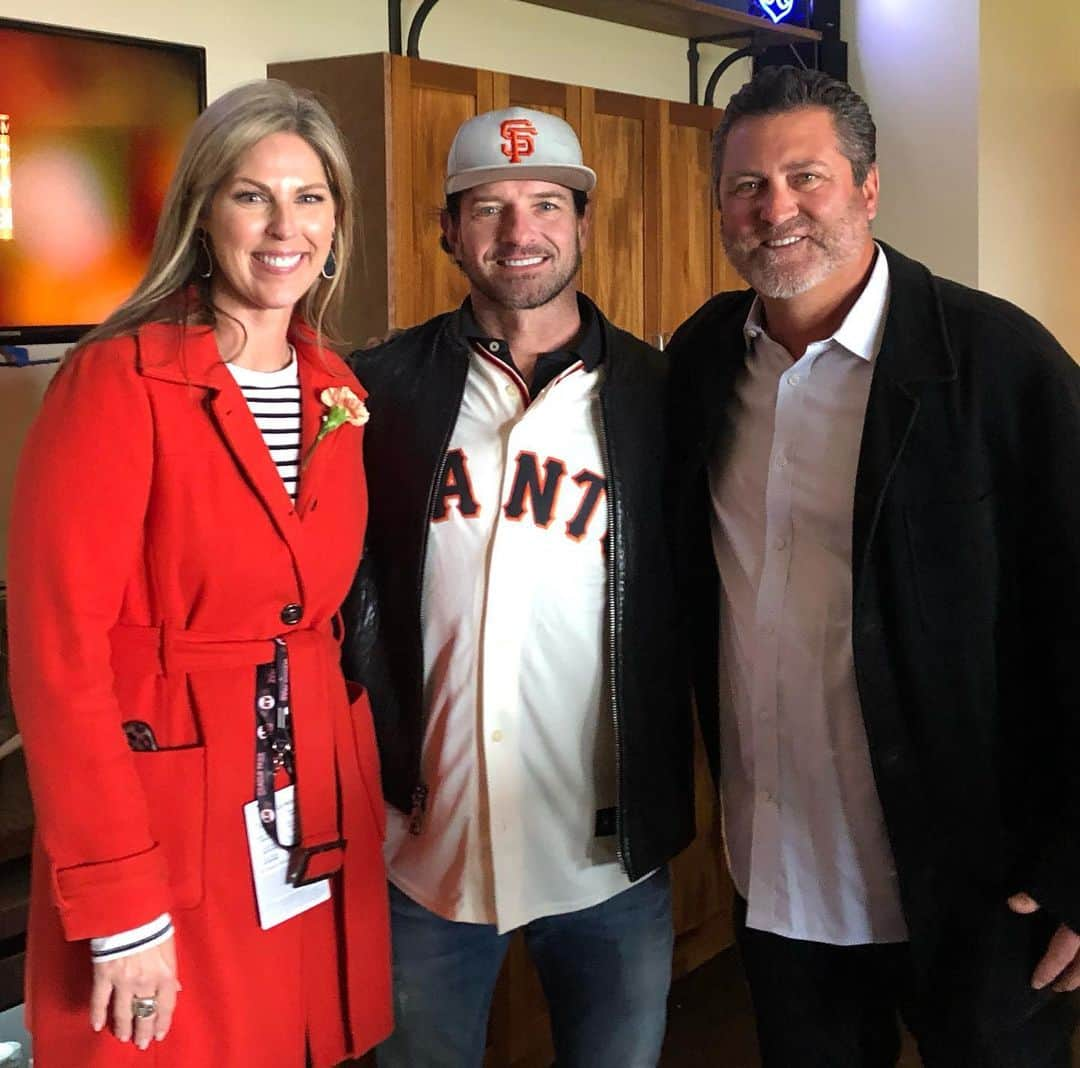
[90,935,181,1049]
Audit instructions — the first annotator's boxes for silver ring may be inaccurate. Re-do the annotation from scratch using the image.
[131,995,158,1019]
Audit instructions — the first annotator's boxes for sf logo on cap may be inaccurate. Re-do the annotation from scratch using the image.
[500,118,538,164]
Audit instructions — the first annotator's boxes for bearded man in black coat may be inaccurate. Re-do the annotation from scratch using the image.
[667,65,1080,1067]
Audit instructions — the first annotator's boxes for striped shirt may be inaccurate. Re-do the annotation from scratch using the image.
[226,349,301,499]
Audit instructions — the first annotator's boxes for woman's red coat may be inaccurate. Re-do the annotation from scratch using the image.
[6,323,392,1066]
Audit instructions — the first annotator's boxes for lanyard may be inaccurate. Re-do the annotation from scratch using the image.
[254,638,295,847]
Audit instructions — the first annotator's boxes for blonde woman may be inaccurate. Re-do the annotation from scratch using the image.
[7,80,391,1066]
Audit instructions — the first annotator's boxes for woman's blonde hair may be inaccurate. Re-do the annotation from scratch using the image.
[77,79,354,351]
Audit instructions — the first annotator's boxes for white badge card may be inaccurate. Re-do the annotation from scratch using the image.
[243,785,331,930]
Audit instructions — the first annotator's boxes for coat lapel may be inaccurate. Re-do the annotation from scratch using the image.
[136,322,302,548]
[672,292,755,471]
[852,244,958,598]
[293,338,363,519]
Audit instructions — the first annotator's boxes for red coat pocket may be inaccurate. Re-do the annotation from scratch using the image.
[131,745,207,909]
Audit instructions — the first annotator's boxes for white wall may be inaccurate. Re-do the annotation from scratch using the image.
[843,0,982,288]
[979,3,1080,356]
[843,0,1079,357]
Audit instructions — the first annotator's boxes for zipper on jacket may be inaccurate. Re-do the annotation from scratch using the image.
[408,783,430,835]
[597,396,630,875]
[412,331,469,808]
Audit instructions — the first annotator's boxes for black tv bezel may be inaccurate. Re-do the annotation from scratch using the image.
[0,16,207,347]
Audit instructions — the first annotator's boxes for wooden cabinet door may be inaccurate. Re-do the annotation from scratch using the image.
[493,73,581,128]
[577,88,660,341]
[670,713,735,975]
[388,55,495,329]
[658,100,729,341]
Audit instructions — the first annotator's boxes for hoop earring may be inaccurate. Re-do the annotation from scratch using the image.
[321,243,337,280]
[195,231,214,279]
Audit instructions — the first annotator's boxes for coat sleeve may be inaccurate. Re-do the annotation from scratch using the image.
[6,339,172,940]
[1005,329,1080,932]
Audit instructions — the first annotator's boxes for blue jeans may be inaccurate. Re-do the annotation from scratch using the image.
[376,867,673,1068]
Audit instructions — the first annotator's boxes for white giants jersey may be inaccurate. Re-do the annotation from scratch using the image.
[384,341,638,932]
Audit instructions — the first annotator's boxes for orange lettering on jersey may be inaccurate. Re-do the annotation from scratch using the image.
[565,469,606,541]
[503,451,566,528]
[500,118,538,165]
[432,448,481,521]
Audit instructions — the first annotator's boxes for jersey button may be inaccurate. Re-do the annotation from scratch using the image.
[280,603,303,625]
[491,729,504,743]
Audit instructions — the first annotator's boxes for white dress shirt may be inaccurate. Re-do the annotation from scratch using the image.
[385,341,639,933]
[708,246,908,944]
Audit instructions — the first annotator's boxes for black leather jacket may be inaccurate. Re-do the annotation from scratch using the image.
[342,296,695,880]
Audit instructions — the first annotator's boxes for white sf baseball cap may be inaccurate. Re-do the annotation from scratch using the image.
[445,106,597,195]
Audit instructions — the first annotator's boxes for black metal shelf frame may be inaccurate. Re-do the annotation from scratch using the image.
[387,0,824,105]
[388,0,443,58]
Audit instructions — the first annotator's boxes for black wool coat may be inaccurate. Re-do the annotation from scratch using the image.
[666,242,1080,1013]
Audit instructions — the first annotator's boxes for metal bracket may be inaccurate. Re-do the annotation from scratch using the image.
[388,0,402,54]
[388,0,443,58]
[780,41,813,71]
[689,32,775,107]
[689,33,747,106]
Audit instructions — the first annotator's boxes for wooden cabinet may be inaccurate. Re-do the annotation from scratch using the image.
[268,51,735,1066]
[268,52,736,348]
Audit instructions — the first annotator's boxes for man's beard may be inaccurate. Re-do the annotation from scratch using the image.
[459,240,582,311]
[722,199,870,299]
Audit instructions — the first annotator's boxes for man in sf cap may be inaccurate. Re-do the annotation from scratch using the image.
[343,107,693,1066]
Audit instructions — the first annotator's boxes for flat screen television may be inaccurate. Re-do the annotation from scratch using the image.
[0,18,205,345]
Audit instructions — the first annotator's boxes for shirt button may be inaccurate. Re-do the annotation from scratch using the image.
[504,384,516,396]
[280,603,303,625]
[788,374,801,386]
[774,536,788,551]
[776,454,789,469]
[488,341,500,353]
[491,729,503,742]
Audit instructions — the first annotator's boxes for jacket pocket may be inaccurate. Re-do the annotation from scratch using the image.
[132,745,207,910]
[347,687,386,841]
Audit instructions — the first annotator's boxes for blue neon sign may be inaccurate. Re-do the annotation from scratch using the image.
[758,0,795,22]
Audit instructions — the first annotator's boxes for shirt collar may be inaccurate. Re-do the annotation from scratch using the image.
[457,293,603,372]
[742,242,891,363]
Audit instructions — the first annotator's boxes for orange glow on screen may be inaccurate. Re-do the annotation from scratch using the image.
[0,23,202,335]
[0,113,12,242]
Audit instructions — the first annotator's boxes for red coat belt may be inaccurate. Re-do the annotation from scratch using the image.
[109,622,345,883]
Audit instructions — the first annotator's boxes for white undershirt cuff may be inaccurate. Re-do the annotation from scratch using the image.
[90,912,174,963]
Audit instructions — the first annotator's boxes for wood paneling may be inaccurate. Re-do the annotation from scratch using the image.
[670,715,733,976]
[495,73,578,125]
[267,53,393,345]
[660,101,718,339]
[390,55,494,328]
[580,89,651,339]
[484,939,553,1068]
